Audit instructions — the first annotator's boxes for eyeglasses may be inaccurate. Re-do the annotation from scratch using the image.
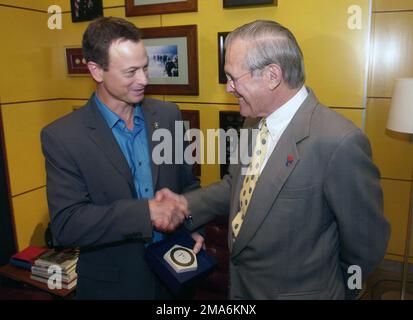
[225,70,252,88]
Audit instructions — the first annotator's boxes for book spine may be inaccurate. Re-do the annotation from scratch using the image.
[31,265,76,275]
[34,260,77,272]
[9,258,31,270]
[31,270,77,282]
[30,274,77,289]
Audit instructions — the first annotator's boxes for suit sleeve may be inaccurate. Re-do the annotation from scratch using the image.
[41,128,153,248]
[184,165,234,230]
[323,129,390,281]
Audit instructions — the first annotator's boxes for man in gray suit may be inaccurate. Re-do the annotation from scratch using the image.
[157,20,390,299]
[41,17,203,299]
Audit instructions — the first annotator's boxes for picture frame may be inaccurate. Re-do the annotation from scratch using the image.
[219,111,245,178]
[218,32,230,84]
[65,47,89,75]
[70,0,103,23]
[141,25,199,95]
[125,0,197,17]
[180,110,201,177]
[223,0,275,8]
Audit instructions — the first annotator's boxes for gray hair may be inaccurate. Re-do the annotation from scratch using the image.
[225,20,305,89]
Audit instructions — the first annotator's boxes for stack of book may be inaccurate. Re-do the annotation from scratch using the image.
[9,246,50,270]
[30,248,79,290]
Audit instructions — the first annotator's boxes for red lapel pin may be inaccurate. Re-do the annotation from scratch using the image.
[286,154,294,167]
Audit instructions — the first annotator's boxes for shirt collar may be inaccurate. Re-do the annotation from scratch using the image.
[263,86,308,139]
[94,93,144,129]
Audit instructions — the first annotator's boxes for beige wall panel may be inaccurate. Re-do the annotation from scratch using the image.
[1,100,74,196]
[332,108,364,129]
[365,98,413,180]
[381,179,413,259]
[12,187,49,251]
[0,7,60,102]
[368,12,413,98]
[374,0,413,12]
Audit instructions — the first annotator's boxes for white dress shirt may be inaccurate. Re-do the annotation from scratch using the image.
[259,86,308,174]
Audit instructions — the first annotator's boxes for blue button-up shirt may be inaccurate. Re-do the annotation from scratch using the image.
[95,94,163,243]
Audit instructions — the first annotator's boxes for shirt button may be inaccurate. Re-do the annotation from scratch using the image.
[145,188,148,192]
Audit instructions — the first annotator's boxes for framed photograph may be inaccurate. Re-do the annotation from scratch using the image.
[218,32,230,84]
[181,110,201,177]
[70,0,103,22]
[141,25,199,95]
[125,0,197,16]
[65,47,89,75]
[223,0,275,8]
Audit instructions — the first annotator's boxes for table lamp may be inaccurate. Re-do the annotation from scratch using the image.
[386,77,413,300]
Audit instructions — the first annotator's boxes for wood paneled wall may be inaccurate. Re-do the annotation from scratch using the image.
[366,0,413,261]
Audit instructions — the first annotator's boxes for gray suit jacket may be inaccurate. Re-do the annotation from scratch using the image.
[185,89,390,300]
[41,97,199,299]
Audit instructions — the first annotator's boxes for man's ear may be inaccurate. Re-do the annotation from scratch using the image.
[87,61,104,83]
[266,64,282,90]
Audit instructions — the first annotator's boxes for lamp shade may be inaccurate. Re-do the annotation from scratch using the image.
[387,78,413,134]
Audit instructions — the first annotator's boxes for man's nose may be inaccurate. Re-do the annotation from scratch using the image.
[226,81,234,94]
[136,69,148,85]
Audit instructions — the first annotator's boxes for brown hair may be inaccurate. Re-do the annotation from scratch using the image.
[82,17,142,71]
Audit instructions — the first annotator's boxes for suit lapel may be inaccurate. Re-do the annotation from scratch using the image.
[141,99,159,190]
[230,89,318,257]
[85,98,135,190]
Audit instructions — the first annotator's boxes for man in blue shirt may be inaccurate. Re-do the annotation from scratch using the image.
[41,17,202,299]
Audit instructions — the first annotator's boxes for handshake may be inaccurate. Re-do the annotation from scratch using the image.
[148,188,189,233]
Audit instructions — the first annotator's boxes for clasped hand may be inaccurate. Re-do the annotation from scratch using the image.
[148,188,189,232]
[148,188,204,253]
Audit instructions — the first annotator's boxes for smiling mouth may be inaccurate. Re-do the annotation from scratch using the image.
[132,89,145,94]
